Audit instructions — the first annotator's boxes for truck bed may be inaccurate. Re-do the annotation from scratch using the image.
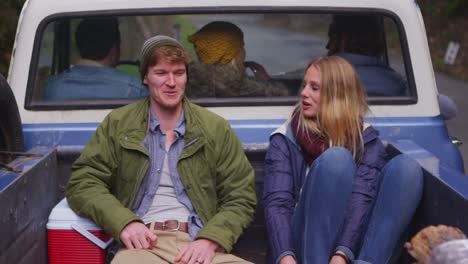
[1,143,467,264]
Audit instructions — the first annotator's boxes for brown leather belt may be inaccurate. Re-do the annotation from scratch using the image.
[146,220,189,233]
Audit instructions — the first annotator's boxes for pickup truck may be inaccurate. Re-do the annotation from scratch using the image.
[1,0,467,263]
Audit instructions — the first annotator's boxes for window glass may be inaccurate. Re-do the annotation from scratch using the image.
[29,12,411,109]
[384,16,408,93]
[33,22,55,101]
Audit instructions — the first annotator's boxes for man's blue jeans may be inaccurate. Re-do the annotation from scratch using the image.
[292,147,423,264]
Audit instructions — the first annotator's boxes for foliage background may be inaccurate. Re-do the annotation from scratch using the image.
[0,0,24,77]
[418,0,468,81]
[0,1,467,80]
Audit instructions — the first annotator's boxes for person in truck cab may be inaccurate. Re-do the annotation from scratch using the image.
[66,35,256,264]
[263,56,423,264]
[44,17,147,100]
[186,21,287,98]
[326,15,407,97]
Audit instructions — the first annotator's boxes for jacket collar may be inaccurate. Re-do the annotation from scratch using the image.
[124,97,205,155]
[148,108,186,137]
[271,120,300,148]
[182,98,202,138]
[335,52,387,68]
[177,98,206,159]
[137,96,192,134]
[136,96,204,142]
[271,120,378,146]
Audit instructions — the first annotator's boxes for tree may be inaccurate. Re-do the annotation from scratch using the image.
[447,0,468,17]
[0,0,25,77]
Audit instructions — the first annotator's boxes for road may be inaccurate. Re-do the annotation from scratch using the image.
[436,72,468,172]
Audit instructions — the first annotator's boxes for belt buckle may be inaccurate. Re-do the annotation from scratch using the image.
[163,220,180,232]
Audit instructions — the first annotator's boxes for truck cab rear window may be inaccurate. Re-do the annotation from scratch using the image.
[27,12,413,110]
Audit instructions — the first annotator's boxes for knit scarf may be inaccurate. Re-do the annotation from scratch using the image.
[290,110,329,166]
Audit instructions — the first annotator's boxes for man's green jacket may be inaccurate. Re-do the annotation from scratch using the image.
[66,97,256,252]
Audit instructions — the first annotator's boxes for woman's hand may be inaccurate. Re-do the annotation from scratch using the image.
[329,255,347,264]
[244,61,271,81]
[279,255,296,264]
[329,250,349,264]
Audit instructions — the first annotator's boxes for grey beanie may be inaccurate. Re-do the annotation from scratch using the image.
[139,35,185,78]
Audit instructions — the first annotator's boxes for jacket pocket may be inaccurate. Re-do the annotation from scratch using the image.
[179,151,217,218]
[113,151,148,206]
[117,133,148,182]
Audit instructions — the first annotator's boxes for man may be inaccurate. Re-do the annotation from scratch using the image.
[326,15,407,96]
[66,35,256,264]
[45,17,147,100]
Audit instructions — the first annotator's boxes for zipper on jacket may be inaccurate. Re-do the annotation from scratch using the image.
[184,137,199,149]
[129,159,149,207]
[179,137,201,161]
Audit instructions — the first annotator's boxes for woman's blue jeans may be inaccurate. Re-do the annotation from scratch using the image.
[292,147,423,264]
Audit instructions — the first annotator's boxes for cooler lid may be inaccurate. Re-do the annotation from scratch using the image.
[47,198,101,230]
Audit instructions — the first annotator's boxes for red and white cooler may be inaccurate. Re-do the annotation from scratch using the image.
[47,198,113,264]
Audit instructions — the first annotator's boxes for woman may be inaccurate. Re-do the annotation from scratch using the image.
[263,56,423,264]
[186,21,287,98]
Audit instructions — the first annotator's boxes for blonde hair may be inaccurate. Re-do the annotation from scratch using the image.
[296,56,368,159]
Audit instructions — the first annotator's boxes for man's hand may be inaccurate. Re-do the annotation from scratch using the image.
[175,239,220,264]
[279,255,296,264]
[119,221,157,249]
